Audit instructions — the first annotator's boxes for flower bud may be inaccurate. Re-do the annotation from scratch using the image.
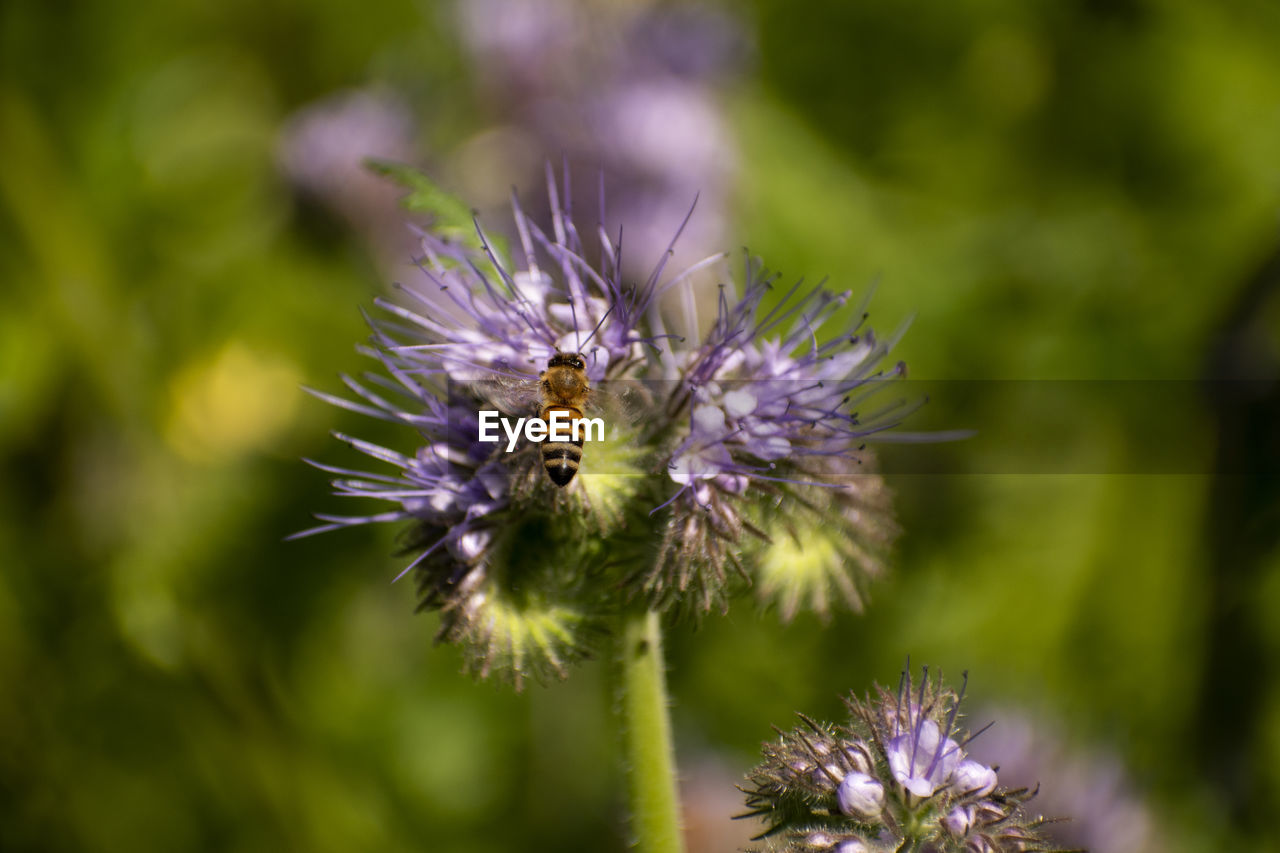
[837,771,885,818]
[942,803,975,836]
[812,762,847,788]
[951,759,998,797]
[835,840,869,853]
[805,831,835,849]
[843,742,873,775]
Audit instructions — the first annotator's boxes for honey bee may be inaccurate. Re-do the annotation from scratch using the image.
[538,351,590,487]
[471,348,649,489]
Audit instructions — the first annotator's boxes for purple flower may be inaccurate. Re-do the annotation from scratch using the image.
[299,169,909,683]
[742,667,1068,852]
[886,717,963,797]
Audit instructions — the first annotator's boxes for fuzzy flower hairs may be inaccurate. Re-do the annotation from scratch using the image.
[741,667,1072,853]
[297,168,911,687]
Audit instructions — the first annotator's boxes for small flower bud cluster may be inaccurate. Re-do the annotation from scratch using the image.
[741,668,1068,852]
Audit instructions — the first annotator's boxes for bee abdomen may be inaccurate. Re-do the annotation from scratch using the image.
[542,443,582,487]
[541,405,584,488]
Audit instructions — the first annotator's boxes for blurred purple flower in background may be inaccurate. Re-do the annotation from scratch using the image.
[452,0,747,270]
[278,89,419,271]
[278,0,749,318]
[967,707,1166,853]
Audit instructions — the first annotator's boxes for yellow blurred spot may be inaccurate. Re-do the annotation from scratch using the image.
[166,342,301,462]
[964,27,1051,120]
[575,421,648,533]
[758,523,843,621]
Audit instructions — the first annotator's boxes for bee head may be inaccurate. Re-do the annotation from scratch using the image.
[549,352,586,371]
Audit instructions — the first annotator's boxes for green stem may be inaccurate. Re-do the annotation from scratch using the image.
[613,609,685,853]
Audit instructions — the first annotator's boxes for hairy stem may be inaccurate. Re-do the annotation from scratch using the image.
[614,609,685,853]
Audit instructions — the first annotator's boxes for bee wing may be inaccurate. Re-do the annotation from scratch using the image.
[466,375,541,416]
[589,378,660,427]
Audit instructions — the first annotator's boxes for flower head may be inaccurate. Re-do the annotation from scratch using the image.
[740,667,1068,852]
[298,168,909,685]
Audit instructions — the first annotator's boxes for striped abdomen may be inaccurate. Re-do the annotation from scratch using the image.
[541,404,584,487]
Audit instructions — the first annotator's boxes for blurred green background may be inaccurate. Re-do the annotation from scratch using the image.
[3,0,1279,851]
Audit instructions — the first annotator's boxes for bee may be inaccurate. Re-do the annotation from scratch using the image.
[471,348,649,489]
[538,351,591,487]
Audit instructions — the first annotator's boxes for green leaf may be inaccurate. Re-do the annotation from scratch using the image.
[363,159,487,250]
